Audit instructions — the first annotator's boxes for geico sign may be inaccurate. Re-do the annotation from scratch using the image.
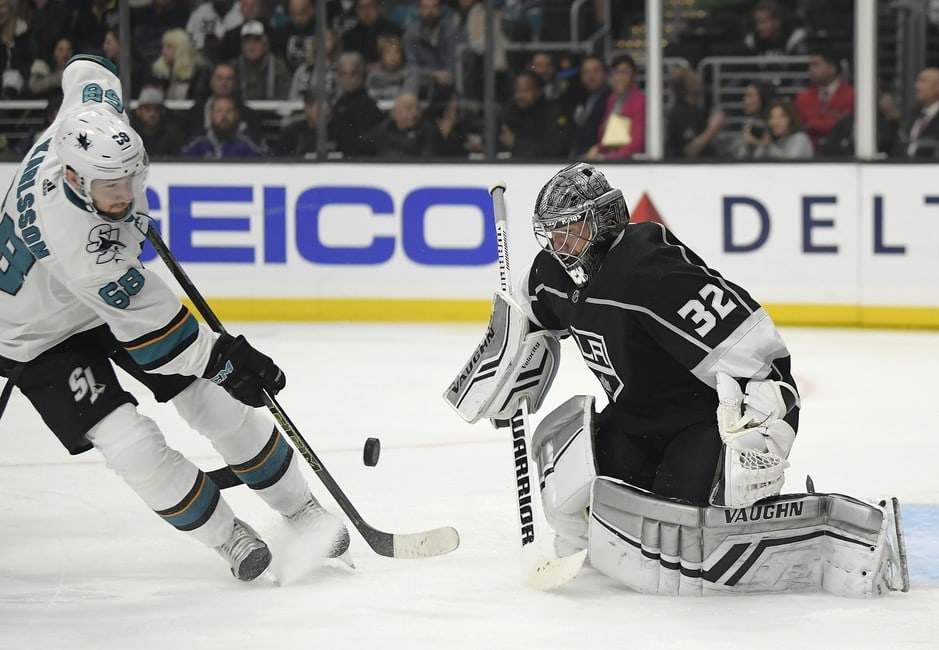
[142,185,497,265]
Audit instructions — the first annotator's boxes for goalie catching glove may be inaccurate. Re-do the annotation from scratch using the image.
[204,333,286,407]
[710,372,799,508]
[444,292,560,423]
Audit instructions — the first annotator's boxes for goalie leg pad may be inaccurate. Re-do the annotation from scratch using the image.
[444,293,560,422]
[589,477,904,597]
[531,395,598,549]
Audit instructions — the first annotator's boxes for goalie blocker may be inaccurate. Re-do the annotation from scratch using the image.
[444,293,560,423]
[588,478,910,597]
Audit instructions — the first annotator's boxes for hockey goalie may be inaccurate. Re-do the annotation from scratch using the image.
[445,163,909,597]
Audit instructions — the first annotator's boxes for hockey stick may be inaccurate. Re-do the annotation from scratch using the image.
[489,182,587,590]
[145,227,459,559]
[0,361,23,424]
[0,378,14,422]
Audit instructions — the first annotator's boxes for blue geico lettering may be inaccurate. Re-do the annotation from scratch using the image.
[142,185,496,266]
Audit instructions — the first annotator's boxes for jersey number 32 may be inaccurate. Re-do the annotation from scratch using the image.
[677,283,737,337]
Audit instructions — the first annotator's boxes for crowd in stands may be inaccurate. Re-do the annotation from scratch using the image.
[0,0,937,160]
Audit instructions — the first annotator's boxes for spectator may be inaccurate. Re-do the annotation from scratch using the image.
[528,51,561,101]
[820,84,903,158]
[270,0,317,72]
[275,89,336,156]
[666,64,726,158]
[25,0,70,69]
[403,0,459,106]
[368,91,451,157]
[742,0,807,56]
[100,28,147,99]
[0,0,29,99]
[746,99,813,159]
[894,67,939,158]
[331,0,358,35]
[181,94,268,158]
[231,20,291,100]
[433,90,477,157]
[130,0,191,64]
[27,35,72,99]
[498,70,571,159]
[68,0,119,53]
[331,51,384,156]
[341,0,402,68]
[288,27,342,102]
[189,61,261,139]
[218,0,269,63]
[567,55,611,157]
[151,28,212,100]
[364,34,419,103]
[130,86,186,157]
[452,0,509,102]
[875,87,903,156]
[585,54,645,161]
[719,79,776,158]
[185,0,242,62]
[794,49,854,154]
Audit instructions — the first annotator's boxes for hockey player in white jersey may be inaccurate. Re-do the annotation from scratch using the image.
[0,55,349,581]
[447,163,908,596]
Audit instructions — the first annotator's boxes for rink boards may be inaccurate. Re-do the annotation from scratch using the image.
[2,161,939,328]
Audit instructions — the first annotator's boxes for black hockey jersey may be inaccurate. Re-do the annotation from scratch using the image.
[525,221,797,433]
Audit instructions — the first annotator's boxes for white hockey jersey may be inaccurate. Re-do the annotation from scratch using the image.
[0,55,216,376]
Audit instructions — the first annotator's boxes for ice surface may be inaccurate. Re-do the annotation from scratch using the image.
[1,324,937,649]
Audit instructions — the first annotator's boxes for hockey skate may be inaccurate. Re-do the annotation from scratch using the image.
[285,495,352,566]
[215,518,272,581]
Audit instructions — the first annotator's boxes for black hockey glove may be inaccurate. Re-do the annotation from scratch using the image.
[203,333,286,407]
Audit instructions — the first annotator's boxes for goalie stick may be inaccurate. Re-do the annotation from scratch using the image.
[489,182,587,590]
[145,227,459,560]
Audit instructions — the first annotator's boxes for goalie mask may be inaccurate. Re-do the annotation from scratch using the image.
[533,163,629,287]
[56,109,149,221]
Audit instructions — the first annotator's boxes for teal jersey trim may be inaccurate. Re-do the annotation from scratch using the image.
[156,476,220,531]
[125,311,200,370]
[65,54,119,77]
[232,433,293,490]
[62,181,91,212]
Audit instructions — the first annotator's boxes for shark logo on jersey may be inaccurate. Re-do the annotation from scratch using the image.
[86,223,126,263]
[42,179,56,195]
[570,326,624,400]
[571,289,580,303]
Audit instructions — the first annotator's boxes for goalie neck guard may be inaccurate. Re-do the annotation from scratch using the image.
[532,163,629,287]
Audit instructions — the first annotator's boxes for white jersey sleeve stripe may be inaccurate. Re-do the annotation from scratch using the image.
[691,309,790,387]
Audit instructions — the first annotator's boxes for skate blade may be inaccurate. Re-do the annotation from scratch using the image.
[335,550,355,569]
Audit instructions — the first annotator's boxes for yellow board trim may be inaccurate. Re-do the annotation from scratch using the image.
[182,299,939,330]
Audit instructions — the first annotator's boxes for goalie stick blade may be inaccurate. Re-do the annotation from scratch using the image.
[523,549,588,591]
[360,525,460,559]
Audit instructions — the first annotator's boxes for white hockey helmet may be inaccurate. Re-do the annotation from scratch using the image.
[533,163,629,287]
[56,108,149,220]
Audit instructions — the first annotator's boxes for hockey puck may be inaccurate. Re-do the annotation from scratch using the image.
[363,437,381,467]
